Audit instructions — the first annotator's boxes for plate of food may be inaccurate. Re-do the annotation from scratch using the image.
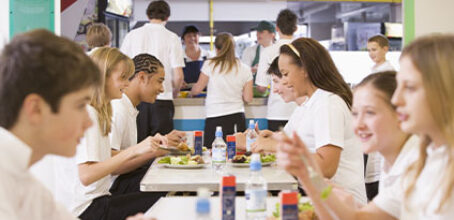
[157,154,206,169]
[158,142,192,155]
[270,196,318,220]
[230,154,276,167]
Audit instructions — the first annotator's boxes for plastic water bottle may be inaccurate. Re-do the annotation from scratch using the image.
[246,120,257,152]
[212,126,227,173]
[196,188,212,220]
[245,153,267,220]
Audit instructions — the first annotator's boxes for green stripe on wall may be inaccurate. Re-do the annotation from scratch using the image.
[404,0,415,45]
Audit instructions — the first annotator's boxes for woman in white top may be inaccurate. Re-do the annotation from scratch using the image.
[276,34,454,220]
[69,48,163,220]
[275,38,367,204]
[191,32,253,146]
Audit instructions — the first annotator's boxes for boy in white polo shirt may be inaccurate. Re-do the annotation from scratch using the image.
[255,9,298,131]
[109,53,185,195]
[121,0,185,140]
[0,29,101,219]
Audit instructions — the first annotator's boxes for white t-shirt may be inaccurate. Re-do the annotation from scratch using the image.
[371,60,395,74]
[0,128,77,220]
[202,59,253,118]
[283,103,305,135]
[295,89,367,205]
[110,93,139,151]
[255,39,297,120]
[241,44,265,67]
[121,23,185,100]
[378,135,419,193]
[71,105,112,216]
[184,48,213,62]
[374,143,454,220]
[365,152,383,183]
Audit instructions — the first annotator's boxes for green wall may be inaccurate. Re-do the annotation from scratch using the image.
[9,0,54,38]
[403,0,415,45]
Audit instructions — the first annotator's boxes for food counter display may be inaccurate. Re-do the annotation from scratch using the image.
[173,97,268,131]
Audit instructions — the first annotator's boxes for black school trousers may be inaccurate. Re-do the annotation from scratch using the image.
[267,120,288,132]
[136,100,174,142]
[78,192,166,220]
[204,112,246,148]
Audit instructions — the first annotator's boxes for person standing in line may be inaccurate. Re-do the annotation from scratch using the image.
[191,32,253,147]
[181,25,213,89]
[241,20,275,78]
[255,10,298,131]
[121,0,185,141]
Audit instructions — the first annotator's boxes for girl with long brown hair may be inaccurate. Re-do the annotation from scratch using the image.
[191,32,253,146]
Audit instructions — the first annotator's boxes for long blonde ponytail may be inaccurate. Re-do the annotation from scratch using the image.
[210,32,238,74]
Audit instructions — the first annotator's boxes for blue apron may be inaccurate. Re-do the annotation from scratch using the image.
[183,56,207,84]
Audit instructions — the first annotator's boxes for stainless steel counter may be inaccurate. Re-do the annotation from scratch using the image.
[173,97,268,106]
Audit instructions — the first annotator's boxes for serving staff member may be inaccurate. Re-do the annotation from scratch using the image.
[181,25,213,88]
[191,32,253,147]
[255,9,297,131]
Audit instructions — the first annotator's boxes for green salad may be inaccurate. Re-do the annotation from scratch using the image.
[158,155,204,165]
[232,154,276,164]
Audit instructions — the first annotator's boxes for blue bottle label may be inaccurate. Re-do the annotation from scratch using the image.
[281,204,299,220]
[194,136,203,155]
[227,141,236,160]
[222,186,235,220]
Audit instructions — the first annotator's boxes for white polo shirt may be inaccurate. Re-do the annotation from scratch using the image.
[371,61,395,74]
[110,93,139,151]
[0,127,77,220]
[295,89,367,205]
[255,39,297,120]
[283,103,305,135]
[241,44,265,67]
[71,105,112,216]
[365,152,382,183]
[202,60,253,118]
[121,23,185,100]
[374,143,454,219]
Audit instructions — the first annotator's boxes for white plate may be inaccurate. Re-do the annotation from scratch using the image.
[163,163,206,169]
[229,161,274,167]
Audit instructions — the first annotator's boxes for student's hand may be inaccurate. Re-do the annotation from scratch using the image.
[166,130,186,147]
[134,136,158,156]
[126,213,156,220]
[234,132,246,151]
[251,134,277,153]
[251,64,258,74]
[151,134,168,156]
[258,129,273,138]
[330,183,363,210]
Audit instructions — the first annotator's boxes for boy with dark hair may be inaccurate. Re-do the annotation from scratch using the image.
[121,0,185,141]
[109,53,184,195]
[367,34,394,73]
[255,9,298,132]
[0,29,101,219]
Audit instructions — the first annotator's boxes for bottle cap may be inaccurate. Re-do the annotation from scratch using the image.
[196,199,210,214]
[195,131,203,137]
[280,191,298,205]
[250,153,262,171]
[248,120,255,129]
[215,126,223,137]
[222,175,236,187]
[226,135,236,142]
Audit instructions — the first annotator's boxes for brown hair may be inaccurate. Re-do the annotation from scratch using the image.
[130,53,164,80]
[280,38,353,108]
[146,0,170,21]
[276,9,297,36]
[354,71,397,108]
[89,47,134,136]
[86,23,112,49]
[267,57,281,78]
[368,35,389,48]
[210,32,239,74]
[402,34,454,212]
[0,29,101,129]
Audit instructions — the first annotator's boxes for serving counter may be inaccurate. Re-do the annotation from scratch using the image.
[173,97,268,131]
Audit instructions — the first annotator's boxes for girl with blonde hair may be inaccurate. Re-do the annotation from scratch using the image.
[276,34,454,219]
[59,47,164,220]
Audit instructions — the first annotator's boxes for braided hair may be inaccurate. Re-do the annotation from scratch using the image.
[130,53,164,80]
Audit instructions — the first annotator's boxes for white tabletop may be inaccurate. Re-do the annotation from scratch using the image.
[140,161,298,192]
[145,197,279,220]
